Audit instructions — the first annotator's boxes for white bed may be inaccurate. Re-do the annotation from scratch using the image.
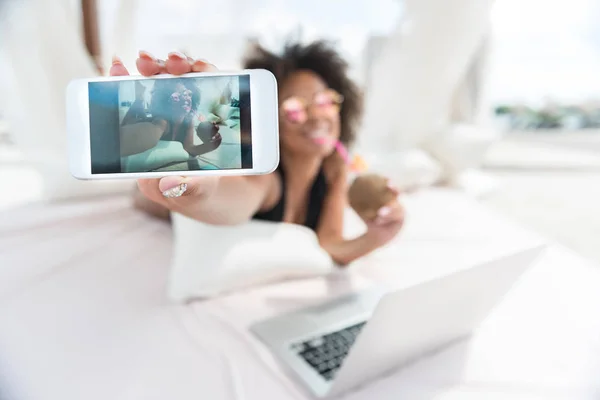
[1,189,600,400]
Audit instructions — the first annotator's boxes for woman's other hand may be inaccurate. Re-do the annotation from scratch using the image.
[110,52,223,213]
[196,121,220,143]
[363,185,405,248]
[211,131,223,149]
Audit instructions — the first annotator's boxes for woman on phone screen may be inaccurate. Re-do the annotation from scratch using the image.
[119,77,222,157]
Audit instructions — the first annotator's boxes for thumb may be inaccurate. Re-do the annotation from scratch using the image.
[137,176,219,205]
[159,176,220,199]
[159,176,191,198]
[386,181,400,196]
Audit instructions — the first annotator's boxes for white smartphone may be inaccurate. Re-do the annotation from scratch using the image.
[66,69,279,179]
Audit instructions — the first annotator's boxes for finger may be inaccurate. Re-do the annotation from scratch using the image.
[136,51,165,76]
[190,59,218,73]
[109,56,130,76]
[158,176,221,217]
[375,214,403,227]
[375,202,404,225]
[387,181,400,196]
[166,52,193,75]
[387,205,404,223]
[139,175,220,204]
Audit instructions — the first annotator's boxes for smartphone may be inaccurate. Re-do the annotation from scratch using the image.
[66,69,279,179]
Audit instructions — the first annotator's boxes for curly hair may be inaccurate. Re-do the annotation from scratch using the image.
[149,78,201,122]
[243,40,363,147]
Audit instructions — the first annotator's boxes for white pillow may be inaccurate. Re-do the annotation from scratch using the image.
[168,213,336,301]
[121,140,191,173]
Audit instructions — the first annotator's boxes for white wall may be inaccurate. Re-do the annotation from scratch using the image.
[0,0,133,199]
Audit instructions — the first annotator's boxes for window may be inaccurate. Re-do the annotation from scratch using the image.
[489,0,600,131]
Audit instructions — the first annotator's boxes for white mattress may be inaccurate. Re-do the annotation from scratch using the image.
[1,190,600,400]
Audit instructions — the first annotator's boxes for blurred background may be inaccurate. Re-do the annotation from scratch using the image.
[0,0,599,263]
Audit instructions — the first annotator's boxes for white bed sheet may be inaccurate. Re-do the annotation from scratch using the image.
[1,190,600,400]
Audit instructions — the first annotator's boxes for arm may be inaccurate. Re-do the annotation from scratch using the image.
[188,174,274,225]
[316,176,381,266]
[138,173,278,226]
[114,52,275,225]
[184,137,222,156]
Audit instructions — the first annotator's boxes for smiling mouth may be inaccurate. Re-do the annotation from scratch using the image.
[307,128,331,138]
[306,129,333,145]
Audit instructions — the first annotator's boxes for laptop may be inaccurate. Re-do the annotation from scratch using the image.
[250,246,545,398]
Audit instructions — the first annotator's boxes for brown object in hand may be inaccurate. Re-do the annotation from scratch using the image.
[196,121,218,143]
[348,174,397,221]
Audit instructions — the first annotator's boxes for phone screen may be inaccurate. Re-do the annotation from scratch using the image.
[88,74,252,174]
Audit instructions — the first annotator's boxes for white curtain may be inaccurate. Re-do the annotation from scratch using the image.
[357,0,498,185]
[0,0,133,200]
[449,34,493,126]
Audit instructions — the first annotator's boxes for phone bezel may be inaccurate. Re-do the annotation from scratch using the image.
[67,69,279,179]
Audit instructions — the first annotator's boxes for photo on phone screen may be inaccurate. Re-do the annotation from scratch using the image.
[88,74,252,174]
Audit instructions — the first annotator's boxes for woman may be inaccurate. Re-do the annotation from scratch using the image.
[111,44,404,265]
[118,70,223,158]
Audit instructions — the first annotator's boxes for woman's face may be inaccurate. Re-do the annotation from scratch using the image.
[170,83,193,116]
[278,70,342,158]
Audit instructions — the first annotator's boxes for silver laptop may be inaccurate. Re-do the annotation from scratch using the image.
[250,246,545,398]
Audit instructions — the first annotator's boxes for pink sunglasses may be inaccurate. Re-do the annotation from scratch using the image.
[280,89,344,124]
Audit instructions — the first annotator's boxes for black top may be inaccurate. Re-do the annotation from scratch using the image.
[159,116,193,144]
[253,166,328,231]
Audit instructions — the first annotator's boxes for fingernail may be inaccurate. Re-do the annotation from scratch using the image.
[378,206,391,217]
[192,60,215,72]
[162,183,187,198]
[168,51,187,60]
[112,55,123,65]
[160,177,188,198]
[138,50,156,61]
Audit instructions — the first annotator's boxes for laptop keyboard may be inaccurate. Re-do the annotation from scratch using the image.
[290,321,367,381]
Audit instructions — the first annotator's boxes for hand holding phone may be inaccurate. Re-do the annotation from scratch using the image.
[66,51,281,227]
[112,53,225,206]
